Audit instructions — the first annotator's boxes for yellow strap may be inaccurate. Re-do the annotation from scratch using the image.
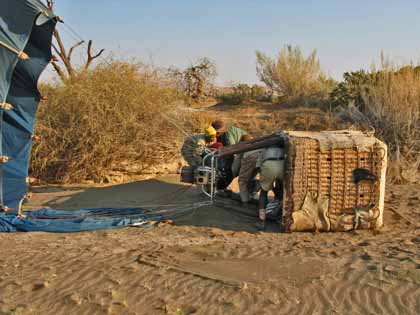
[0,156,9,164]
[1,103,13,110]
[0,40,30,60]
[1,206,12,212]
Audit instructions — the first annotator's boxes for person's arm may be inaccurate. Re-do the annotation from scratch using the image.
[227,126,249,145]
[181,136,204,167]
[195,140,206,156]
[241,133,252,141]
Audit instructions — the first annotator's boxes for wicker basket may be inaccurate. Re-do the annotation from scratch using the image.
[281,130,387,232]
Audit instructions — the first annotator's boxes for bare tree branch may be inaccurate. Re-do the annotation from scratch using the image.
[68,40,84,63]
[46,0,105,82]
[51,43,61,57]
[51,61,67,82]
[52,29,66,59]
[85,40,105,70]
[52,29,74,78]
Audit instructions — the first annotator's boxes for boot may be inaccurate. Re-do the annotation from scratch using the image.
[255,220,266,231]
[256,208,266,231]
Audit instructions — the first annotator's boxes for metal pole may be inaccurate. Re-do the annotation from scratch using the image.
[210,155,215,203]
[218,133,285,157]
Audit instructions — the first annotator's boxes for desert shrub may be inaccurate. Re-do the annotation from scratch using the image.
[217,92,245,105]
[31,60,184,183]
[335,59,420,182]
[256,45,335,104]
[250,84,272,102]
[217,84,271,105]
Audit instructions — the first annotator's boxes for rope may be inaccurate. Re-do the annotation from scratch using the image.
[59,22,103,57]
[159,111,191,137]
[31,0,51,18]
[0,40,29,60]
[214,199,259,220]
[61,22,84,43]
[55,23,81,43]
[21,198,211,221]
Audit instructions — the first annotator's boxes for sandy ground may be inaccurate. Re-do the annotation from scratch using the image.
[0,176,419,315]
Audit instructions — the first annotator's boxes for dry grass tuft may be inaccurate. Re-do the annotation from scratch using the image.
[32,60,184,183]
[256,45,335,105]
[337,58,420,182]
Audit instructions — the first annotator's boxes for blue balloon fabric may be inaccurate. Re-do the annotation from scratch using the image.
[0,208,164,232]
[0,0,56,210]
[1,2,168,233]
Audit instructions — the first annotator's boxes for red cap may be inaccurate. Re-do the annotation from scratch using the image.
[211,142,224,149]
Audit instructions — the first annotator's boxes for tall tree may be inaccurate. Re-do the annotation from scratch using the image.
[170,58,217,103]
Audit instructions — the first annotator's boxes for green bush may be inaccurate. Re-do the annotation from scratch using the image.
[329,70,373,109]
[217,84,271,105]
[217,92,246,105]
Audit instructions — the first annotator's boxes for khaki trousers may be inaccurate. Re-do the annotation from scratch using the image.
[238,151,260,203]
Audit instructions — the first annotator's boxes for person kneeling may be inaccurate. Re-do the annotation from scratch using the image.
[256,145,285,230]
[181,126,217,168]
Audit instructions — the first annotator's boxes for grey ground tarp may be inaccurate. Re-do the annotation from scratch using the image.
[0,0,56,210]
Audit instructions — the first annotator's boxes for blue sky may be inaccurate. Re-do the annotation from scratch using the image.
[51,0,420,84]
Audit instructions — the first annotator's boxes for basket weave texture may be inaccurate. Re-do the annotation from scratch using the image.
[282,130,387,232]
